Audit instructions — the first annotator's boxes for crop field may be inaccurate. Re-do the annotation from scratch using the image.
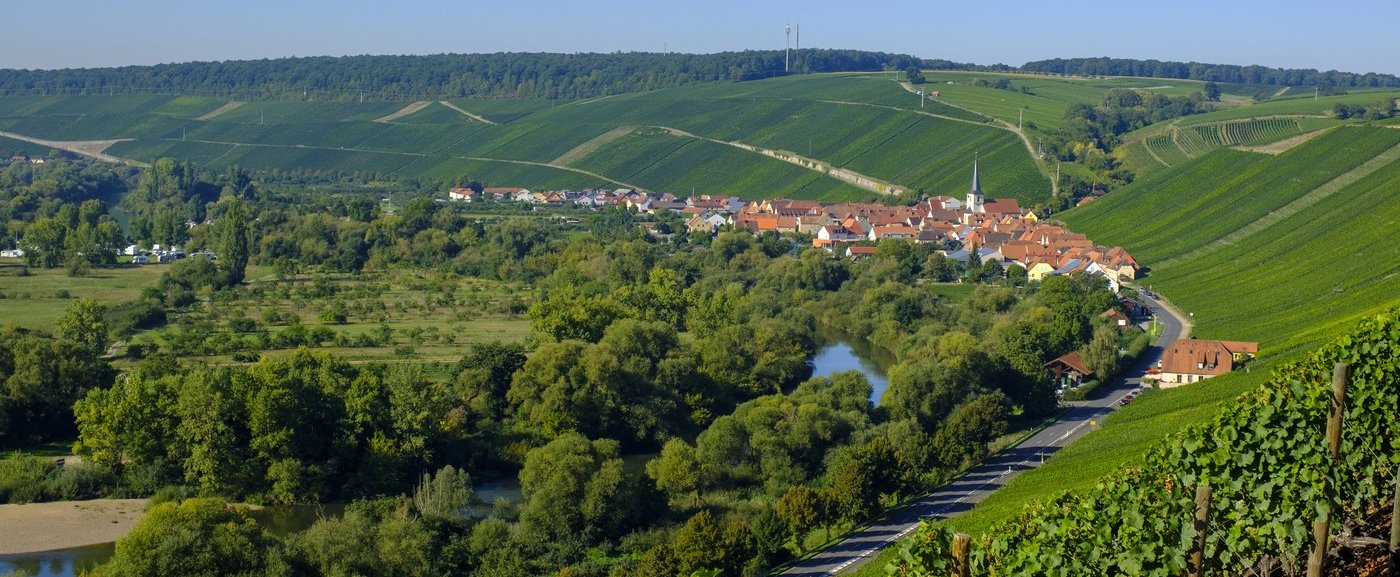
[1064,125,1400,354]
[0,94,224,118]
[662,73,991,122]
[0,135,56,157]
[106,139,239,165]
[391,101,482,125]
[580,133,872,199]
[445,99,558,124]
[1217,82,1284,101]
[355,123,481,154]
[1171,90,1400,125]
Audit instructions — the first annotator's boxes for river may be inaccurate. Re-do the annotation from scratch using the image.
[809,333,895,406]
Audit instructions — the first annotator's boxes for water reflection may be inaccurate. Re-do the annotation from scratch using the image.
[0,504,345,577]
[0,542,113,577]
[809,334,894,405]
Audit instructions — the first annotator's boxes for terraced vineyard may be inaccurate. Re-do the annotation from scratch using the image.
[1124,116,1342,174]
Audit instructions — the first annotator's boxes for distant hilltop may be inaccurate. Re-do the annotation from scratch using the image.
[0,50,984,101]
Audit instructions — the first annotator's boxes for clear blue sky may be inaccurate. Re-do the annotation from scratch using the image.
[5,0,1398,75]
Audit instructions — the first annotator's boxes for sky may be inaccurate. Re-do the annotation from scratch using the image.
[4,0,1398,75]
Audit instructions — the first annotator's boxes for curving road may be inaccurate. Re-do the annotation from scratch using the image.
[781,291,1190,576]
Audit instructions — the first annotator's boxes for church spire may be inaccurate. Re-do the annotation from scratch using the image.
[970,154,982,194]
[965,154,985,215]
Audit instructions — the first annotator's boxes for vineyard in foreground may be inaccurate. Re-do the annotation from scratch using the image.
[893,311,1400,576]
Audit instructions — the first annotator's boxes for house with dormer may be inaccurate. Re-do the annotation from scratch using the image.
[1158,339,1259,387]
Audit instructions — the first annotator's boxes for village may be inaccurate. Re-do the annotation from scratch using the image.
[451,162,1262,396]
[450,161,1144,291]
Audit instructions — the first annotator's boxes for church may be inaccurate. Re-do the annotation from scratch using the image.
[962,157,1023,223]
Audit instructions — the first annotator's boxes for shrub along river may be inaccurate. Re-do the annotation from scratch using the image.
[0,335,892,576]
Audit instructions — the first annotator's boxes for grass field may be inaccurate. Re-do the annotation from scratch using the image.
[0,261,166,329]
[130,269,533,366]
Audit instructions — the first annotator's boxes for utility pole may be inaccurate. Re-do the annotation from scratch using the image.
[784,24,791,73]
[1019,107,1024,131]
[919,90,925,108]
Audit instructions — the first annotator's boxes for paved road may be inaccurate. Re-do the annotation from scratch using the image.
[781,293,1190,576]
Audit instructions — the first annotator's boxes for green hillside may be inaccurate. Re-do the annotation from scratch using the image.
[854,123,1400,574]
[1065,125,1400,356]
[0,74,1065,201]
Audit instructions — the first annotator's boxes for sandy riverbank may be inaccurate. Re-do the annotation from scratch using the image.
[0,499,147,555]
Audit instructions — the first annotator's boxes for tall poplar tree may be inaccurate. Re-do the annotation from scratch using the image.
[217,199,250,287]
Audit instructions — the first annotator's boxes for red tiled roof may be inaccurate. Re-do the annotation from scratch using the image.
[1045,351,1092,376]
[1160,339,1245,376]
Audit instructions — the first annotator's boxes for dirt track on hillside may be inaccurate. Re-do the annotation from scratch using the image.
[0,130,146,167]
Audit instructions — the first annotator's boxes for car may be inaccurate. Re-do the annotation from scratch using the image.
[918,513,941,521]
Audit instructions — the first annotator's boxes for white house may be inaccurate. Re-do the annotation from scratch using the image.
[447,187,478,202]
[123,244,141,256]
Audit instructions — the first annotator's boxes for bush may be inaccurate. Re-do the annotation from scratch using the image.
[52,463,116,500]
[1061,379,1103,402]
[0,453,55,504]
[0,454,114,503]
[54,289,71,299]
[106,300,168,336]
[232,351,261,363]
[148,485,197,506]
[1123,330,1151,359]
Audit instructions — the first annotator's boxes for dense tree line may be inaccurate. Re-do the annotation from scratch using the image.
[1333,99,1398,120]
[0,50,961,100]
[1022,57,1400,88]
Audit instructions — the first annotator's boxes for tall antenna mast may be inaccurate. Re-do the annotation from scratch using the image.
[784,23,791,73]
[796,21,800,51]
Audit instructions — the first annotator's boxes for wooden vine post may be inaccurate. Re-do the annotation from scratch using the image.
[951,532,971,577]
[1389,464,1399,576]
[1186,484,1213,577]
[1305,362,1349,577]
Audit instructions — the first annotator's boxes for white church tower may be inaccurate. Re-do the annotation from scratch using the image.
[965,156,985,214]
